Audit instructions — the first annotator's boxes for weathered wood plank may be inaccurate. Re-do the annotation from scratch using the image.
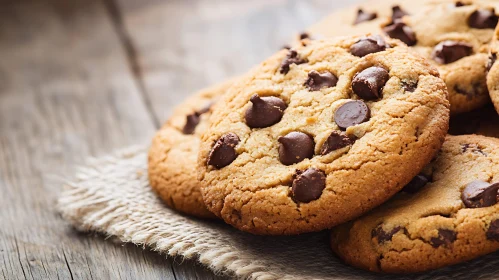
[115,0,362,123]
[0,0,176,279]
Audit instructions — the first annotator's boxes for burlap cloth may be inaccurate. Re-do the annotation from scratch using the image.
[57,146,499,279]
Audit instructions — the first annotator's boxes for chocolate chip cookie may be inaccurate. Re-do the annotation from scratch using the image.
[148,79,237,218]
[198,35,450,235]
[331,135,499,273]
[307,0,499,114]
[487,23,499,114]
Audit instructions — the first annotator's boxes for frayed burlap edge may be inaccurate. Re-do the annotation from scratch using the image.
[58,146,499,280]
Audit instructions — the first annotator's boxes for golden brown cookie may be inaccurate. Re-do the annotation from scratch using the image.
[487,22,499,114]
[148,79,236,218]
[331,135,499,273]
[306,0,499,114]
[198,35,449,235]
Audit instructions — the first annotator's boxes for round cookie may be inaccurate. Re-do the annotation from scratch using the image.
[148,79,236,219]
[198,35,450,235]
[487,23,499,114]
[306,0,499,114]
[330,135,499,273]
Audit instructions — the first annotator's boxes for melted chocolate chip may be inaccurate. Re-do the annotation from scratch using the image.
[402,80,418,92]
[280,49,307,74]
[468,9,498,29]
[383,20,417,46]
[455,1,466,7]
[299,32,310,40]
[461,143,487,155]
[334,100,371,130]
[291,168,326,203]
[182,101,214,134]
[320,131,355,155]
[352,66,389,100]
[454,82,487,101]
[487,219,499,241]
[207,133,240,169]
[461,180,499,208]
[432,41,473,64]
[245,95,287,128]
[487,53,497,72]
[354,8,377,25]
[182,113,201,135]
[430,229,457,248]
[391,5,408,21]
[304,70,338,91]
[372,226,402,244]
[350,35,388,57]
[402,174,430,194]
[278,132,315,165]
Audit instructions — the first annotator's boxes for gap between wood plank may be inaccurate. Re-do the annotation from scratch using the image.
[101,0,161,129]
[13,237,27,280]
[62,250,75,280]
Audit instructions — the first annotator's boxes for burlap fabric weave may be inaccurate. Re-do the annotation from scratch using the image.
[57,146,499,279]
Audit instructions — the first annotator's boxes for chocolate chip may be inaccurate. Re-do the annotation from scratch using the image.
[461,180,499,208]
[454,82,488,101]
[461,143,487,155]
[334,100,371,130]
[245,95,287,128]
[372,226,402,244]
[468,9,498,29]
[402,174,430,194]
[207,133,240,169]
[391,5,408,21]
[352,66,389,100]
[291,168,326,203]
[383,20,417,46]
[278,132,315,165]
[182,101,214,134]
[402,80,418,92]
[487,53,497,72]
[350,36,388,57]
[432,41,473,64]
[182,113,201,135]
[304,70,338,91]
[354,8,377,25]
[320,131,355,155]
[280,49,307,74]
[299,32,310,40]
[487,219,499,241]
[455,1,466,7]
[430,229,457,248]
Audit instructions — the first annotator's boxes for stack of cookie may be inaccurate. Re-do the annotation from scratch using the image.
[148,0,499,274]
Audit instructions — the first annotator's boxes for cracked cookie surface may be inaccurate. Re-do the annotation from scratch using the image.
[331,135,499,273]
[306,0,499,114]
[198,35,450,235]
[148,79,237,218]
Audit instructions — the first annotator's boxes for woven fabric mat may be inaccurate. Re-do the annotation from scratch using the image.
[58,146,499,280]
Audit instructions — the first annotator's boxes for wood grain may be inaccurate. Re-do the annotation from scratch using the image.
[0,0,172,279]
[0,0,361,279]
[115,0,361,123]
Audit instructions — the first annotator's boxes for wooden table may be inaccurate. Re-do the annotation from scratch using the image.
[0,0,359,279]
